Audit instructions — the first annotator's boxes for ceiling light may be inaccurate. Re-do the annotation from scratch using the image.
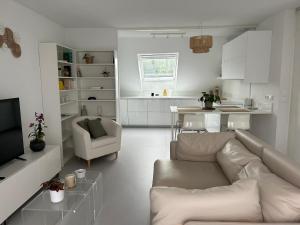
[190,35,213,53]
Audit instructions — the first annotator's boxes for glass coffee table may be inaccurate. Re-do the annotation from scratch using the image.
[22,171,103,225]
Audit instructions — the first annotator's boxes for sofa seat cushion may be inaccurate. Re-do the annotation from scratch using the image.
[150,179,263,225]
[217,138,261,183]
[153,160,230,189]
[176,132,235,162]
[238,160,300,222]
[91,136,117,148]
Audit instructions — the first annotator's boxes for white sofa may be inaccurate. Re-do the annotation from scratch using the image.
[72,116,122,167]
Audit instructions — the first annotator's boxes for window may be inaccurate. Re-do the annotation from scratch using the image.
[138,53,179,81]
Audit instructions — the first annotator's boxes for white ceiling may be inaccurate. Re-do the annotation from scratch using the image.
[14,0,300,28]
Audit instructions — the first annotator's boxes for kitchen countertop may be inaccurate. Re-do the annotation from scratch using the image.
[170,106,272,115]
[120,96,199,100]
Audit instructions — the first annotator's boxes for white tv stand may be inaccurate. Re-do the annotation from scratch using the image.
[0,145,61,224]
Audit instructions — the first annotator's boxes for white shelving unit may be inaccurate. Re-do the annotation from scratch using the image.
[39,43,79,165]
[76,50,119,121]
[39,45,120,165]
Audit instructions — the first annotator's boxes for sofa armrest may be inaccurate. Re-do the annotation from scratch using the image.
[72,120,92,159]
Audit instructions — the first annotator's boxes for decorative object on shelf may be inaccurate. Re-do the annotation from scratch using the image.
[42,179,64,203]
[58,67,62,77]
[64,173,76,189]
[28,112,46,152]
[100,86,104,89]
[77,66,82,77]
[0,27,22,58]
[163,88,168,96]
[0,35,3,48]
[199,90,220,110]
[75,169,86,179]
[83,53,94,64]
[97,105,103,116]
[64,79,72,89]
[63,66,71,77]
[102,68,110,77]
[59,80,64,90]
[63,52,72,63]
[151,93,154,97]
[81,105,88,116]
[88,96,97,100]
[190,35,213,53]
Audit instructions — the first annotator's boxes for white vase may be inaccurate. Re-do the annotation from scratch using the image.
[49,190,64,203]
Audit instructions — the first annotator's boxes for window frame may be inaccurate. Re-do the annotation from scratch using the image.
[137,53,179,83]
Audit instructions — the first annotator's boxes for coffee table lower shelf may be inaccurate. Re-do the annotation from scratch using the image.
[22,171,103,225]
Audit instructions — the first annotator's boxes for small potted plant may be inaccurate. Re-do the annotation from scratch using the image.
[28,112,46,152]
[42,179,64,203]
[199,90,221,109]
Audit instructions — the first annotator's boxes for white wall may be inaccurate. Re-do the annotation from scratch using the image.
[0,0,65,146]
[65,28,117,50]
[118,36,226,96]
[222,9,296,153]
[288,11,300,163]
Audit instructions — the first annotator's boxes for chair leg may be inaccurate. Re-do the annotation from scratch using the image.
[115,152,118,159]
[87,160,91,168]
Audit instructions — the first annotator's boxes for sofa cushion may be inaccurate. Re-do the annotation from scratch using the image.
[77,119,90,132]
[238,160,300,222]
[262,146,300,188]
[91,136,117,148]
[176,132,235,162]
[153,160,229,189]
[216,139,261,183]
[88,118,107,138]
[150,179,263,225]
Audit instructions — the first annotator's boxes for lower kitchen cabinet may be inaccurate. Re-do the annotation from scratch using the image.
[121,98,199,126]
[148,112,171,126]
[128,111,148,125]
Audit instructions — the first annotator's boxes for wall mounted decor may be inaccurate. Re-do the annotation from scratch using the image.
[0,27,22,58]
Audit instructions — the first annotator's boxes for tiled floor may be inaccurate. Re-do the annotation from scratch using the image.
[7,128,171,225]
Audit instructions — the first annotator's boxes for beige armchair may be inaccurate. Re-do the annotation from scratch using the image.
[72,116,122,167]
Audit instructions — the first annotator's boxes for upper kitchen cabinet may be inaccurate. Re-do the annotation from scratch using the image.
[221,31,272,83]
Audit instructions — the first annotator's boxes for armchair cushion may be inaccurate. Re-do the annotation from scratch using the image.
[77,119,90,132]
[91,136,118,148]
[88,118,107,138]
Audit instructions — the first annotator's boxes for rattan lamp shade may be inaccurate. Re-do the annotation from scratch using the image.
[190,35,213,53]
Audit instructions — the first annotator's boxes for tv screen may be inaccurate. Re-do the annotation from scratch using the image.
[0,98,24,166]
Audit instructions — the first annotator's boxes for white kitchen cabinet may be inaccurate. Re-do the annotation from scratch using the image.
[127,99,148,112]
[222,31,272,83]
[121,98,199,126]
[148,112,171,126]
[120,99,128,125]
[148,100,161,112]
[128,112,148,125]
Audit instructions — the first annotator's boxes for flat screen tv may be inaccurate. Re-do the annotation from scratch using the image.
[0,98,24,166]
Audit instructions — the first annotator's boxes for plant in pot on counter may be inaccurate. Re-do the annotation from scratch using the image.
[28,112,46,152]
[199,90,221,109]
[42,179,64,203]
